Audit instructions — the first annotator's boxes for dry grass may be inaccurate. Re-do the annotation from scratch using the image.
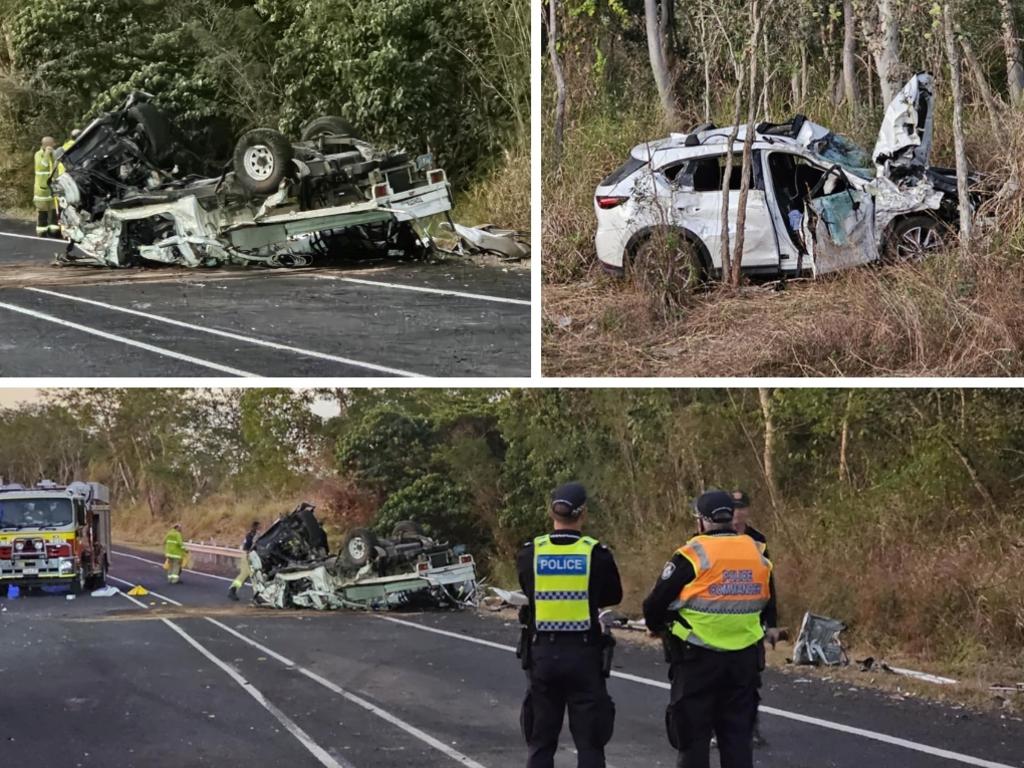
[454,139,531,233]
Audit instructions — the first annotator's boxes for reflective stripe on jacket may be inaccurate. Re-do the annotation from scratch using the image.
[164,529,185,559]
[670,533,771,651]
[533,533,597,631]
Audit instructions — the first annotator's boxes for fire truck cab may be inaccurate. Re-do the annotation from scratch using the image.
[0,481,111,593]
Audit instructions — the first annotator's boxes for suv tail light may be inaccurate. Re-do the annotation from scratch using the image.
[596,196,628,209]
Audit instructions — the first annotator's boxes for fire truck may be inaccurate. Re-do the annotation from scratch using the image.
[0,481,111,593]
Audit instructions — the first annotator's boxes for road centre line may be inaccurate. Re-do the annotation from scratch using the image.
[376,617,1018,768]
[24,287,424,378]
[116,589,351,768]
[313,274,530,306]
[0,300,254,376]
[107,570,492,768]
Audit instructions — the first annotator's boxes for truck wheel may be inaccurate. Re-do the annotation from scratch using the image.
[342,528,378,568]
[233,128,294,195]
[391,520,425,539]
[301,116,354,141]
[93,560,107,588]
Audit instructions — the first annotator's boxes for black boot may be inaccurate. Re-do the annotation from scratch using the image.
[228,586,239,601]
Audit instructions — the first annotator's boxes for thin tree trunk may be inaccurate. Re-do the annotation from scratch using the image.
[863,0,901,106]
[800,43,808,103]
[645,0,677,126]
[547,0,567,168]
[719,71,745,286]
[758,388,780,510]
[943,435,997,514]
[699,13,712,123]
[943,4,973,252]
[999,0,1024,107]
[838,391,853,483]
[961,32,1008,143]
[842,0,860,108]
[731,0,763,287]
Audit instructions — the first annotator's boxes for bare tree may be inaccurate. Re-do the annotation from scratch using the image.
[960,31,1008,143]
[999,0,1024,107]
[719,72,745,287]
[860,0,901,105]
[841,0,860,108]
[943,3,973,253]
[758,388,780,510]
[731,0,765,287]
[645,0,678,126]
[547,0,567,167]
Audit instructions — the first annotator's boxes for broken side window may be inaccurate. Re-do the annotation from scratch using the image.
[680,154,750,192]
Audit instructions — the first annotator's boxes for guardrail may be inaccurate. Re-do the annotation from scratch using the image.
[184,541,244,559]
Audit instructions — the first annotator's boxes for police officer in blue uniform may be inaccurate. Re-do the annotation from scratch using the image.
[517,482,623,768]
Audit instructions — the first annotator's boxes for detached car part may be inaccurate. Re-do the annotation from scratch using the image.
[51,92,452,268]
[792,612,848,666]
[248,503,478,611]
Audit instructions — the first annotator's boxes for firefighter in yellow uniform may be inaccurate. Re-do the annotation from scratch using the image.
[33,137,60,237]
[643,490,775,768]
[164,523,187,584]
[517,482,622,768]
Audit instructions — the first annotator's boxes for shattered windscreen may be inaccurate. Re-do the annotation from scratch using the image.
[810,133,874,180]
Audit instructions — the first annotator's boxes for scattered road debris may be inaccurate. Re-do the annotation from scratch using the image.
[881,664,958,686]
[447,223,530,261]
[90,586,119,598]
[792,611,848,666]
[249,504,478,611]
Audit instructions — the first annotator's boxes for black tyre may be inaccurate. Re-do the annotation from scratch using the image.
[233,128,294,195]
[127,103,175,167]
[301,116,354,141]
[342,528,378,568]
[883,215,948,264]
[628,230,706,302]
[391,520,425,539]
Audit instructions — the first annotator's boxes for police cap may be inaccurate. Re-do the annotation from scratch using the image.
[551,482,587,519]
[692,490,736,524]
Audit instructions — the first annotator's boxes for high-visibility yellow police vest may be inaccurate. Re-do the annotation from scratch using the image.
[533,534,597,632]
[670,533,772,651]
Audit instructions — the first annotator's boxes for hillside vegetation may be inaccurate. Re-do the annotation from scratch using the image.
[3,388,1023,688]
[0,0,529,229]
[542,0,1024,375]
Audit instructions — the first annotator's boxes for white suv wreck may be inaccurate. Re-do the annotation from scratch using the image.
[594,73,980,282]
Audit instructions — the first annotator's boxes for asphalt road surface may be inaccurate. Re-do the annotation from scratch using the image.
[1,548,1021,768]
[0,218,530,377]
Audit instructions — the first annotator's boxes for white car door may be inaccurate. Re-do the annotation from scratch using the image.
[803,167,879,275]
[666,152,779,272]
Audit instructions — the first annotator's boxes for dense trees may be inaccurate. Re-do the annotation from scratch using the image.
[0,0,528,208]
[2,387,1022,663]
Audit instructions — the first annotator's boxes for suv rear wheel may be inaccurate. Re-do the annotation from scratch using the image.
[629,230,706,301]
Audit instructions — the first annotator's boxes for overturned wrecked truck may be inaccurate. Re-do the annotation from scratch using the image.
[248,503,479,610]
[51,92,451,268]
[594,73,986,285]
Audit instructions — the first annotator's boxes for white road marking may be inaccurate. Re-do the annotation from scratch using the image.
[116,590,353,768]
[0,300,255,376]
[112,550,237,584]
[0,229,57,243]
[206,618,490,768]
[314,274,530,306]
[377,617,1019,768]
[110,563,493,767]
[107,574,185,605]
[25,287,424,377]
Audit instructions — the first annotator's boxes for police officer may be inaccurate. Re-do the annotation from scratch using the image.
[643,490,775,768]
[33,137,60,238]
[732,490,780,746]
[228,520,260,601]
[517,482,622,768]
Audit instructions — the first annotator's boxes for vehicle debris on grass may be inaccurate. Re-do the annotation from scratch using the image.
[792,611,848,666]
[594,73,988,286]
[51,93,453,269]
[248,503,478,611]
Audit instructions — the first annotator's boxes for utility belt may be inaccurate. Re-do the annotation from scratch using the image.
[662,621,765,671]
[518,626,616,677]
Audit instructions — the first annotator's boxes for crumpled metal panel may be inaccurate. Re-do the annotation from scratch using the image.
[873,73,935,179]
[793,611,848,666]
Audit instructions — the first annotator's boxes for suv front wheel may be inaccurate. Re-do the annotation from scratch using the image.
[883,215,948,264]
